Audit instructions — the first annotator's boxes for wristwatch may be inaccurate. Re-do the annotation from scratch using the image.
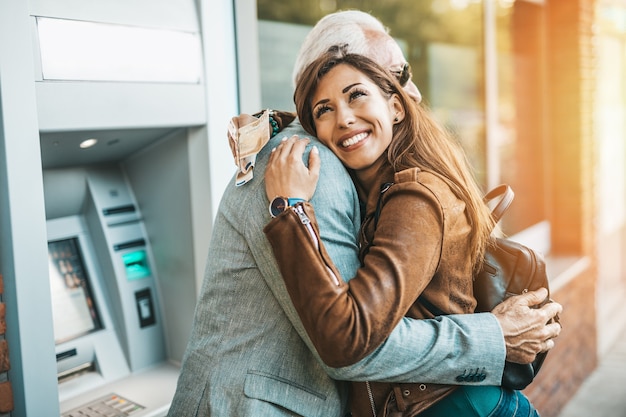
[269,197,306,218]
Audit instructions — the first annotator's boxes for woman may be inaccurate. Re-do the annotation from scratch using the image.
[263,48,539,417]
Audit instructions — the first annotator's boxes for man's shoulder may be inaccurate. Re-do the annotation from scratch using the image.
[277,119,322,147]
[280,119,308,137]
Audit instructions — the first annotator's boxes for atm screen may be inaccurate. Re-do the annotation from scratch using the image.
[48,238,103,344]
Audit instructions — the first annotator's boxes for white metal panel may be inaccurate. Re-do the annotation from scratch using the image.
[29,0,199,32]
[30,0,206,133]
[200,0,239,225]
[36,82,206,132]
[0,1,60,415]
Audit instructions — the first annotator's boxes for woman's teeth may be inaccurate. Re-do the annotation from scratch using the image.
[341,132,368,148]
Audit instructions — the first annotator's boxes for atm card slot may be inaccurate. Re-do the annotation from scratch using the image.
[113,239,146,251]
[102,205,136,216]
[56,348,77,362]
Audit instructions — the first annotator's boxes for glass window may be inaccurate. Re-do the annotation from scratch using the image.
[596,0,626,235]
[251,0,549,249]
[492,0,547,237]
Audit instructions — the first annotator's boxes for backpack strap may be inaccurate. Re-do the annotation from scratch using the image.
[483,184,514,224]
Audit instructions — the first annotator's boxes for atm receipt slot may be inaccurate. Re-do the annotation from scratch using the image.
[135,288,156,328]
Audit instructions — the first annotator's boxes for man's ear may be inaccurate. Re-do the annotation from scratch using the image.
[391,94,405,124]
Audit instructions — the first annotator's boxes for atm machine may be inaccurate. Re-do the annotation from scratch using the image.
[0,0,238,414]
[24,0,227,415]
[45,164,180,416]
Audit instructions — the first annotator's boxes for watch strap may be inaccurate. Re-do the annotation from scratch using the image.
[287,198,306,206]
[269,197,307,218]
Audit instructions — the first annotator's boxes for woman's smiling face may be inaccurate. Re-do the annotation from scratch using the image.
[311,63,403,173]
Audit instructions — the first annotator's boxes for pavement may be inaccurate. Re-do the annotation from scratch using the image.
[556,324,626,417]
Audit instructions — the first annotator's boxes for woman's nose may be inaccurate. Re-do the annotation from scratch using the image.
[336,106,355,128]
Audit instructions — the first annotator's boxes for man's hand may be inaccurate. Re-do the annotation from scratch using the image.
[491,288,562,364]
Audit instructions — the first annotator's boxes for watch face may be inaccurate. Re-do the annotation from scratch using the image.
[270,197,288,217]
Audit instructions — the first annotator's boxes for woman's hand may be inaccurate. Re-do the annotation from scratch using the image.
[265,135,320,202]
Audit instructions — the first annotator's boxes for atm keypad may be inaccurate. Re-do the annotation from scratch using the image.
[62,393,145,417]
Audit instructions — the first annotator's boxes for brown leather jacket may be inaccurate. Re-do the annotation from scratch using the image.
[264,167,478,416]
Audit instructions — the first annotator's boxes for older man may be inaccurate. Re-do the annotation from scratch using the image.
[168,10,561,417]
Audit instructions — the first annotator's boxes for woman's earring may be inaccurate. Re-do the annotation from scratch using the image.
[394,116,399,122]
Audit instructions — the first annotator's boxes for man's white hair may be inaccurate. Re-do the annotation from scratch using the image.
[292,10,389,87]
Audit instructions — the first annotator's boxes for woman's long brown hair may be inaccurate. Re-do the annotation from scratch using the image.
[294,48,495,271]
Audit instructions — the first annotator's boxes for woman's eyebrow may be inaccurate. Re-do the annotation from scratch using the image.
[313,83,364,108]
[342,83,361,93]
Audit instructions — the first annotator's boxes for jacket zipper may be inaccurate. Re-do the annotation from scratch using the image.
[366,381,377,417]
[293,204,341,286]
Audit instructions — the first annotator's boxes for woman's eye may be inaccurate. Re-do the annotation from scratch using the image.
[314,105,330,119]
[349,89,367,101]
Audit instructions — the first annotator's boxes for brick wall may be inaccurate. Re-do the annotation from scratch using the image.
[524,268,597,417]
[0,275,13,415]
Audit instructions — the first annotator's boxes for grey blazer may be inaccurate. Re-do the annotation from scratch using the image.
[167,122,506,417]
